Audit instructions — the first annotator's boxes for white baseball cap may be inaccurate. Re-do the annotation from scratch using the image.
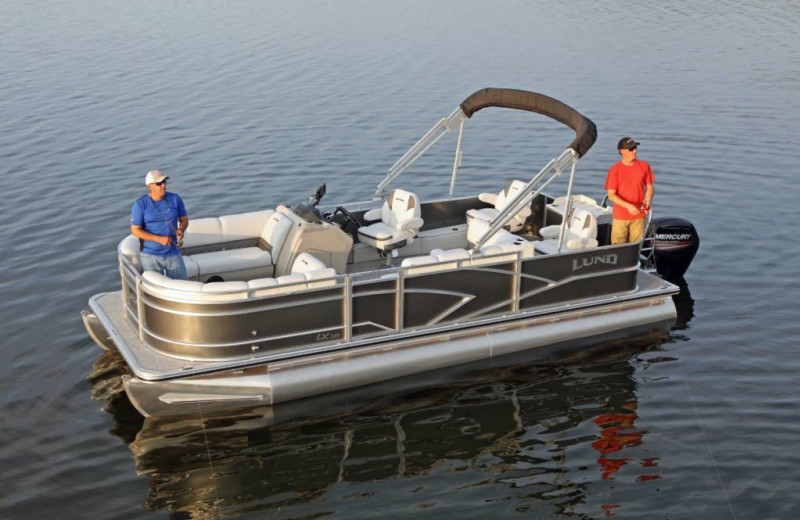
[145,170,169,185]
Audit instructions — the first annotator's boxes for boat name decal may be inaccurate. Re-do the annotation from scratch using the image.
[656,233,692,241]
[572,253,618,271]
[316,331,340,341]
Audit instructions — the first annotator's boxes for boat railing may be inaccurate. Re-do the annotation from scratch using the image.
[118,247,532,351]
[639,211,656,273]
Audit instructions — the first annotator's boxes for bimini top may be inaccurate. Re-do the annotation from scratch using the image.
[460,88,597,158]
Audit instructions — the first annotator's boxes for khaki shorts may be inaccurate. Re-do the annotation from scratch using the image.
[611,218,645,244]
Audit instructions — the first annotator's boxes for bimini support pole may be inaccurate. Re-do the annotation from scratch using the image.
[448,119,466,197]
[375,107,467,199]
[555,160,579,253]
[469,148,578,253]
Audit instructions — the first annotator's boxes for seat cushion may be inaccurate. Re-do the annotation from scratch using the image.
[358,222,396,241]
[189,247,272,276]
[358,222,413,249]
[182,255,199,279]
[534,237,598,255]
[291,253,328,274]
[467,207,526,233]
[466,207,499,223]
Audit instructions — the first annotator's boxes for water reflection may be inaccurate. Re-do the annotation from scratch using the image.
[592,401,655,482]
[671,280,695,331]
[89,346,668,518]
[86,281,695,519]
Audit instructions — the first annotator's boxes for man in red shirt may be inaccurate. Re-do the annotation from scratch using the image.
[604,137,654,244]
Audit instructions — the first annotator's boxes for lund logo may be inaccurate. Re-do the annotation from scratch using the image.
[572,253,618,271]
[316,332,340,341]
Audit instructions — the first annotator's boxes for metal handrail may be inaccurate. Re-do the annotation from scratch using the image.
[123,245,527,350]
[639,210,656,272]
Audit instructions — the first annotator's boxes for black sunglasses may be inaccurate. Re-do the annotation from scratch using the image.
[154,180,167,186]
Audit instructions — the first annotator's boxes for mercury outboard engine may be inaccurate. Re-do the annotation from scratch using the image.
[647,217,699,282]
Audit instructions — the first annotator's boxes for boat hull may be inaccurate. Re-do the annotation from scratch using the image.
[88,274,676,416]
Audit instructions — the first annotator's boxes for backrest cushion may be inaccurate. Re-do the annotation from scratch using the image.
[260,212,293,259]
[570,209,598,239]
[142,270,205,292]
[182,217,223,248]
[248,277,279,289]
[382,188,420,228]
[202,281,250,293]
[119,235,142,270]
[496,179,530,212]
[432,248,470,262]
[220,210,274,241]
[142,271,254,302]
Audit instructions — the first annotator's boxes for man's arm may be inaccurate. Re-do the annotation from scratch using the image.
[131,225,172,246]
[177,216,189,242]
[606,189,641,216]
[643,184,654,209]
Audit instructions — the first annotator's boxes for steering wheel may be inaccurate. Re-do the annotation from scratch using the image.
[332,206,360,231]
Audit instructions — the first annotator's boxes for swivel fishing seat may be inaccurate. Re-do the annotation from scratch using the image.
[358,189,424,265]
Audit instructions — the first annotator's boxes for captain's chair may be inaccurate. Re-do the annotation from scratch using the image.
[466,179,532,233]
[535,208,598,254]
[358,189,424,257]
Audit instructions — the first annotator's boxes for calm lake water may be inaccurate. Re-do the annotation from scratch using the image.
[2,1,799,519]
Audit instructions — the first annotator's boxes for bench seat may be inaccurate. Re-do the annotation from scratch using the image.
[141,253,339,302]
[119,208,298,282]
[187,247,273,281]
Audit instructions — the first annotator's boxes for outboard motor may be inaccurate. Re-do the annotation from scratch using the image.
[648,217,699,282]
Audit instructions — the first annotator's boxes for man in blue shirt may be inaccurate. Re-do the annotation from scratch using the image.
[130,170,190,279]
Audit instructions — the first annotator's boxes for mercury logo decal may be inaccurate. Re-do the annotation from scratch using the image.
[572,253,618,271]
[656,233,692,241]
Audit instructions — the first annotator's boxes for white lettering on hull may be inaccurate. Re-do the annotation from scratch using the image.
[572,253,618,271]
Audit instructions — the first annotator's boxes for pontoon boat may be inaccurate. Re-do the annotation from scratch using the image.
[83,88,698,417]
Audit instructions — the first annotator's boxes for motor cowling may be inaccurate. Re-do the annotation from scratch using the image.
[649,217,699,282]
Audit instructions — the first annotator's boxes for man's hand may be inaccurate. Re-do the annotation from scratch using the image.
[627,203,641,216]
[158,235,173,246]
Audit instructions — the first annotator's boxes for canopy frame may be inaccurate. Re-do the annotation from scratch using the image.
[372,88,597,253]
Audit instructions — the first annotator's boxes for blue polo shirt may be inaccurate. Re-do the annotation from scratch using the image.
[130,192,187,256]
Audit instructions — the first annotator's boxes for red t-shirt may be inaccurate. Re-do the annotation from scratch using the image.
[604,160,654,220]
